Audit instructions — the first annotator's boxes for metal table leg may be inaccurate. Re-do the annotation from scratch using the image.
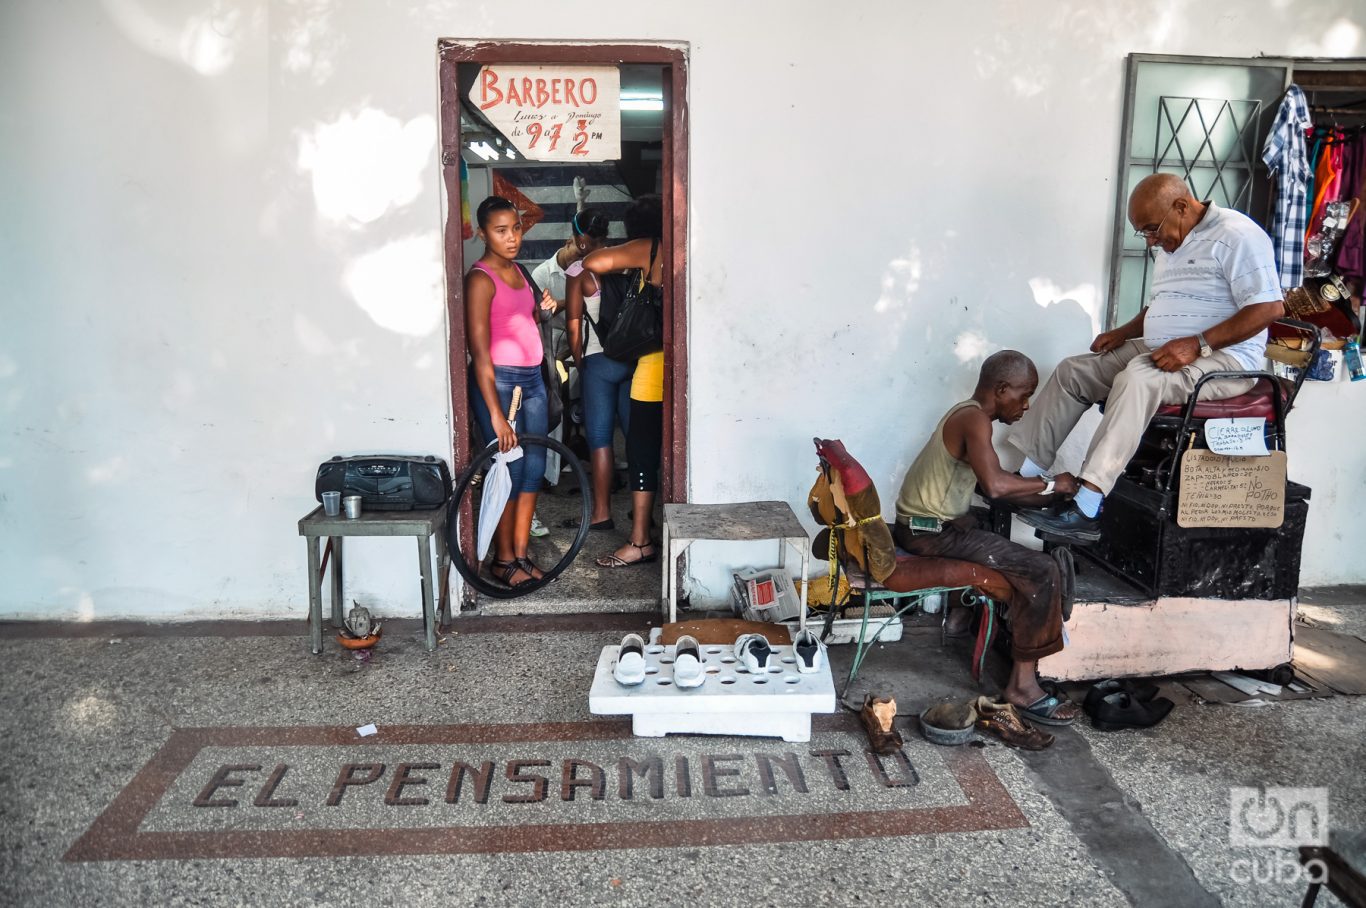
[305,535,323,654]
[436,529,452,627]
[417,533,437,651]
[329,536,344,627]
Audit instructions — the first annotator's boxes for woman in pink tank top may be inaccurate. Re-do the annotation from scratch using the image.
[465,196,550,590]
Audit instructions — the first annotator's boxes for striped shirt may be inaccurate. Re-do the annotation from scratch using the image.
[1144,201,1283,371]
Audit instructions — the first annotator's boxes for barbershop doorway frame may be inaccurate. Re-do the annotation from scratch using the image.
[437,41,690,578]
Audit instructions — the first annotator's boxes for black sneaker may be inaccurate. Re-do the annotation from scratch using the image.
[1017,503,1102,545]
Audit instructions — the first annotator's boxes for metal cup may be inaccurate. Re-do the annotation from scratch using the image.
[343,495,363,519]
[321,491,341,517]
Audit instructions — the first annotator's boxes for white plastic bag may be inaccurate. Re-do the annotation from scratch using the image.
[477,446,523,560]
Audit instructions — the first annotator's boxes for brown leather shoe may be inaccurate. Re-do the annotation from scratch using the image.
[973,697,1054,751]
[860,694,904,755]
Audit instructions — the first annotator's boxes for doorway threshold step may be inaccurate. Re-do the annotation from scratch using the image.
[478,596,658,617]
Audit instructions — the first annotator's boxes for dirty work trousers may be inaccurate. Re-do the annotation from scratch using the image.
[1009,340,1255,494]
[892,520,1064,662]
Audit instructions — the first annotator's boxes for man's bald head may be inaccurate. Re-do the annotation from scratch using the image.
[978,350,1037,390]
[975,350,1038,424]
[1128,173,1194,224]
[1128,174,1204,253]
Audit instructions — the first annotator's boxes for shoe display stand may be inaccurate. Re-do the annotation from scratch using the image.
[589,639,836,743]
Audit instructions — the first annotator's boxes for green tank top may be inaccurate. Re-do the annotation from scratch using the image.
[895,400,981,522]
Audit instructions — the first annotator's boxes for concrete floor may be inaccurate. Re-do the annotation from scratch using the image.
[2,589,1363,907]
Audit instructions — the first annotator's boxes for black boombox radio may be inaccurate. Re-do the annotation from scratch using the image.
[315,455,452,511]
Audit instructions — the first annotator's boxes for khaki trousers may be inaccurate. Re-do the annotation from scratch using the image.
[1009,340,1255,494]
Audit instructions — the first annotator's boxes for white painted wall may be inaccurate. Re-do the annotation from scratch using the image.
[2,1,1364,619]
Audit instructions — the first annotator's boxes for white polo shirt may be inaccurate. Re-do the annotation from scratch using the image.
[1144,201,1283,371]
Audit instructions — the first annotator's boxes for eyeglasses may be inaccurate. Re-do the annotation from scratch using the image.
[1134,202,1176,241]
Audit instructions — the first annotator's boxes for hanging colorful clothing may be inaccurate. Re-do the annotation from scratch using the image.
[1261,86,1312,289]
[1332,135,1366,282]
[1308,141,1342,238]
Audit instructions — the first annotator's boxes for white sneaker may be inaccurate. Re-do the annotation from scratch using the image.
[792,628,826,674]
[529,513,550,538]
[673,635,706,688]
[734,633,773,673]
[613,633,646,686]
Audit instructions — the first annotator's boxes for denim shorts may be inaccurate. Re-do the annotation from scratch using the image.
[469,364,548,495]
[580,353,632,451]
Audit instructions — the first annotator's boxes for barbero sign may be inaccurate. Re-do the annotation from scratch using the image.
[470,65,622,162]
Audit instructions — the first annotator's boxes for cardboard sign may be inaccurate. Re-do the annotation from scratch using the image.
[470,65,621,162]
[1177,449,1287,528]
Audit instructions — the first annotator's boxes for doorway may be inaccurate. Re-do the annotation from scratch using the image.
[437,41,689,610]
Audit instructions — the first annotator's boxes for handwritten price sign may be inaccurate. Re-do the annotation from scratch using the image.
[470,65,621,162]
[1177,450,1287,528]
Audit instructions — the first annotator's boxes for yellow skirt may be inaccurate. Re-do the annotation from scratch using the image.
[630,351,664,402]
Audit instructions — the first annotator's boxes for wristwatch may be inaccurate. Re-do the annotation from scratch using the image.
[1196,333,1213,358]
[1041,478,1056,496]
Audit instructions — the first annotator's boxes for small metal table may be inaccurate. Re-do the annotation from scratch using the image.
[297,506,451,654]
[660,501,810,627]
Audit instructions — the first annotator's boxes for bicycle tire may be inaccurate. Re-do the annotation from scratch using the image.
[447,436,591,599]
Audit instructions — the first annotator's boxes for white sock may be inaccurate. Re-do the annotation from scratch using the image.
[1019,457,1046,478]
[1075,485,1103,518]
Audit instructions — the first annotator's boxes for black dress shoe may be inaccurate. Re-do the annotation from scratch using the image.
[1017,503,1102,544]
[1084,679,1161,716]
[1090,691,1174,731]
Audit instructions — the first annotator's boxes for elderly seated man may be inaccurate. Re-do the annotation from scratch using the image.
[1010,173,1286,542]
[893,350,1080,725]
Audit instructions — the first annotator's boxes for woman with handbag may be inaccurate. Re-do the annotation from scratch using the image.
[527,207,611,538]
[581,195,665,568]
[465,196,549,589]
[564,211,639,532]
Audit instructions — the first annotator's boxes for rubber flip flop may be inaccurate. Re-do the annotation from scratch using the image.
[1018,693,1079,726]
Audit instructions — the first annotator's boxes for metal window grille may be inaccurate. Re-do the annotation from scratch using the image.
[1120,96,1263,312]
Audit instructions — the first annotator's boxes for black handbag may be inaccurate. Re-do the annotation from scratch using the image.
[582,271,632,358]
[514,264,565,430]
[601,238,664,361]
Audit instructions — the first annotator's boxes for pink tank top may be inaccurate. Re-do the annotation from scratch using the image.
[472,262,542,367]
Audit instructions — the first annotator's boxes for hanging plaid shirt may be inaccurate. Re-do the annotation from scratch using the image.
[1261,86,1312,290]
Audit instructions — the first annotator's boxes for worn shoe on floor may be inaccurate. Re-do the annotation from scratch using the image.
[673,635,706,689]
[1017,503,1102,545]
[734,633,773,673]
[1083,679,1161,716]
[1090,691,1174,731]
[973,697,1055,750]
[791,628,826,674]
[860,694,904,755]
[613,633,646,686]
[529,513,550,538]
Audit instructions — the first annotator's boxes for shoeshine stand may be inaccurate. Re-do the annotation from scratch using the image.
[588,637,836,743]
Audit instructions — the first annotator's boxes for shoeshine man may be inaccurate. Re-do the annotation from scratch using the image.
[893,351,1081,725]
[1010,173,1286,542]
